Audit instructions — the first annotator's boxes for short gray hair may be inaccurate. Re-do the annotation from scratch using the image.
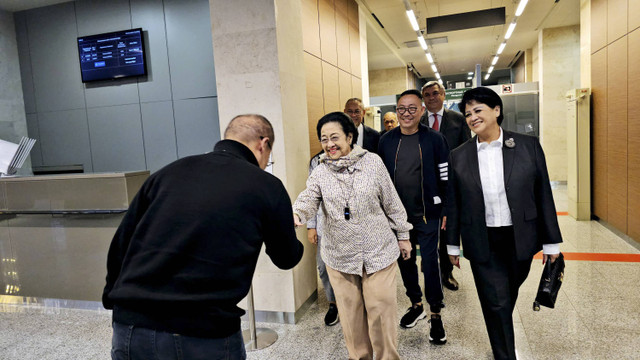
[421,81,445,93]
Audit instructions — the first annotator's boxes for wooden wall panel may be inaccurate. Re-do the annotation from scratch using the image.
[606,38,628,232]
[351,75,362,99]
[304,53,325,156]
[338,69,352,106]
[335,0,351,72]
[322,62,340,113]
[591,49,608,220]
[630,0,640,32]
[591,0,608,52]
[301,0,321,57]
[318,0,337,66]
[349,20,361,78]
[608,0,628,44]
[347,0,358,25]
[628,29,640,239]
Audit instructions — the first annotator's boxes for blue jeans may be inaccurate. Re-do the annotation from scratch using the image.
[111,322,246,360]
[317,235,336,302]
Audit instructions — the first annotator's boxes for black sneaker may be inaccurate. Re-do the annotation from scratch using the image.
[324,303,339,326]
[428,314,447,345]
[400,304,426,328]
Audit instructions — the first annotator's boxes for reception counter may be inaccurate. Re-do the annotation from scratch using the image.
[0,171,149,303]
[0,170,317,324]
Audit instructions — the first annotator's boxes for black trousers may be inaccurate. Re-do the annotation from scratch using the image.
[469,226,532,360]
[397,219,444,312]
[438,227,454,276]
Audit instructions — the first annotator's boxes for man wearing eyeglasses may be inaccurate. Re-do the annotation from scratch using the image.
[420,81,471,292]
[103,114,304,360]
[378,89,450,345]
[344,98,380,153]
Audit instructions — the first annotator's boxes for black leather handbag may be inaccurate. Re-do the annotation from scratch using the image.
[533,252,565,311]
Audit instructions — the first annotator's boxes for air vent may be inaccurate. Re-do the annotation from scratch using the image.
[404,36,448,48]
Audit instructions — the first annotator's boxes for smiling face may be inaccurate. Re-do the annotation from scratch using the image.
[320,121,353,159]
[344,100,364,127]
[422,84,445,114]
[464,100,501,141]
[396,94,424,134]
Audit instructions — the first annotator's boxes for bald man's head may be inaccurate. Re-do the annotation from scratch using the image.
[224,114,274,146]
[224,114,274,169]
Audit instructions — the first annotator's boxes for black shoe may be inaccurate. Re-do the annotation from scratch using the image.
[442,273,459,291]
[429,314,447,345]
[400,304,426,328]
[324,303,339,326]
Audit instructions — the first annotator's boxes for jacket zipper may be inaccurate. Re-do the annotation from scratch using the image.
[393,137,427,224]
[418,143,427,224]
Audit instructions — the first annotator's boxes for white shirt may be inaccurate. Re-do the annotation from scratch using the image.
[448,128,559,256]
[357,123,364,148]
[478,128,512,227]
[427,108,444,129]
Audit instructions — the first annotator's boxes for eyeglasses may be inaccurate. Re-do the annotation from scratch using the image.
[320,135,343,145]
[345,109,361,115]
[396,106,418,115]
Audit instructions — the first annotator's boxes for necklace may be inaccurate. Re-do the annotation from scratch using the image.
[330,167,355,221]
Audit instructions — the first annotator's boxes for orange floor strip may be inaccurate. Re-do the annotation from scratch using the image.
[556,212,569,216]
[533,252,640,262]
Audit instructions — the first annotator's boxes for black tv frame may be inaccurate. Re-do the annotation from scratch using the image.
[77,28,147,83]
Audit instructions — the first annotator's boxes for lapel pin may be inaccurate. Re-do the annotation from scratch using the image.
[505,138,515,148]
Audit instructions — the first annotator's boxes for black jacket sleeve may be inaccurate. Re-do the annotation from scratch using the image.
[102,183,151,309]
[435,133,450,216]
[533,138,563,245]
[263,186,304,269]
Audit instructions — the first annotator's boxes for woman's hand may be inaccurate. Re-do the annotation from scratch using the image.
[307,228,318,245]
[398,240,412,260]
[293,214,304,227]
[441,216,447,230]
[543,253,559,264]
[449,255,460,268]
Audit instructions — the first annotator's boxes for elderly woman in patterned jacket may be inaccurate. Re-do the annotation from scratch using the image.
[293,112,412,360]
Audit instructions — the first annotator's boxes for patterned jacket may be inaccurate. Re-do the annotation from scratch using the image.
[293,146,412,275]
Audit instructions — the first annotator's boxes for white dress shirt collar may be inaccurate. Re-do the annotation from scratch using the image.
[356,123,364,148]
[427,108,444,129]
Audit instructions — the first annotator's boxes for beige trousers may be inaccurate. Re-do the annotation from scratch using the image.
[326,262,400,360]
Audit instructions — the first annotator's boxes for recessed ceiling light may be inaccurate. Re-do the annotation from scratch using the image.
[515,0,529,16]
[431,64,437,73]
[505,22,516,39]
[426,53,434,63]
[418,36,428,50]
[492,56,499,65]
[406,10,420,31]
[497,42,506,54]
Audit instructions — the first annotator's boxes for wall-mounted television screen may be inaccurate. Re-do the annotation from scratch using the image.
[77,28,147,83]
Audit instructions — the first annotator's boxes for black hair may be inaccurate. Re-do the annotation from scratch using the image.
[398,89,423,101]
[460,87,504,125]
[316,111,358,148]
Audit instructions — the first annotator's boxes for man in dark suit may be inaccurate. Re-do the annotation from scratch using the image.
[344,98,380,153]
[419,81,471,291]
[446,87,562,360]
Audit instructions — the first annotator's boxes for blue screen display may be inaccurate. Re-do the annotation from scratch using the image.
[77,28,147,82]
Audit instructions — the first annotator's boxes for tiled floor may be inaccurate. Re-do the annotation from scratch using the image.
[1,186,639,359]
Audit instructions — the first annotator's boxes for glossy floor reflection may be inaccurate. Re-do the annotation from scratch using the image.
[1,186,639,359]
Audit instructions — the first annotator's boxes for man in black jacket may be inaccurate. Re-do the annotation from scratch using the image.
[344,98,380,152]
[378,90,449,345]
[420,81,471,291]
[103,114,304,360]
